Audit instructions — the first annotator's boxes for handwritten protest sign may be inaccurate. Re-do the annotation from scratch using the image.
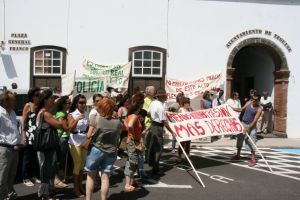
[165,72,221,100]
[81,59,131,88]
[61,72,75,96]
[73,76,106,105]
[166,104,244,142]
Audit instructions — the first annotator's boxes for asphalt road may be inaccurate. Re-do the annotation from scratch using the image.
[14,147,300,200]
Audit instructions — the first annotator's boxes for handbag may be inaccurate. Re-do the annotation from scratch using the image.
[132,137,145,152]
[33,112,59,151]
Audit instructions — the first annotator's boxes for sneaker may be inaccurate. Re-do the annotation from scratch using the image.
[230,155,241,161]
[31,177,41,184]
[23,179,34,187]
[172,149,176,154]
[248,159,256,167]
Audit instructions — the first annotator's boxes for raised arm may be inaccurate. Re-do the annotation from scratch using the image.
[44,111,63,129]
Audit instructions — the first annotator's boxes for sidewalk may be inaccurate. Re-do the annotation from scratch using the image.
[192,137,300,148]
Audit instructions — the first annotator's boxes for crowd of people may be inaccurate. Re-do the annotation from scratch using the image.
[0,86,273,200]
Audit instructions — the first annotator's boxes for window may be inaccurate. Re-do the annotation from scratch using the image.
[132,50,163,77]
[33,49,63,76]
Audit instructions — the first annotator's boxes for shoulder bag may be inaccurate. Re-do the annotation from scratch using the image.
[33,112,59,151]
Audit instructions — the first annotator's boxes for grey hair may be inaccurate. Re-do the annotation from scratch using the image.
[145,86,155,95]
[0,91,13,105]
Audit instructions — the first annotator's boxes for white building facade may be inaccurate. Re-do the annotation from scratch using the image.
[0,0,299,138]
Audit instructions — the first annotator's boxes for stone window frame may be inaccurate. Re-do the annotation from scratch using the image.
[30,45,67,87]
[129,46,167,78]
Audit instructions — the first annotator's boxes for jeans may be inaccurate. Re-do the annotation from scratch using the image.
[56,137,69,171]
[37,150,56,197]
[85,146,116,173]
[236,122,257,152]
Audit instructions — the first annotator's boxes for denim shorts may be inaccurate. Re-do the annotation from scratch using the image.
[84,146,116,173]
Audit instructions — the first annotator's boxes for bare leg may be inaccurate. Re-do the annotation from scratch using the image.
[85,171,96,200]
[100,172,110,200]
[251,151,256,161]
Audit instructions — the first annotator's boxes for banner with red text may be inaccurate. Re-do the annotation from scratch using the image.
[166,104,244,142]
[165,72,221,100]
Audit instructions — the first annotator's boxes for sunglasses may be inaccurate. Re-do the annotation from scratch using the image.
[64,102,71,105]
[34,93,40,97]
[78,101,86,105]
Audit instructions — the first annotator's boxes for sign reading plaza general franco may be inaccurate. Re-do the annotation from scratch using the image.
[165,72,221,100]
[166,104,244,142]
[81,59,131,89]
[8,33,31,51]
[226,29,292,52]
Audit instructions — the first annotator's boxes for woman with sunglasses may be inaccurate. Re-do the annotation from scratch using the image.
[68,94,88,197]
[51,96,72,189]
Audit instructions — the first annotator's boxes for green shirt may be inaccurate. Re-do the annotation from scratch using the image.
[143,96,153,128]
[55,111,69,138]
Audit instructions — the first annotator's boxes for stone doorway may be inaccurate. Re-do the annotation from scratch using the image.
[226,38,290,135]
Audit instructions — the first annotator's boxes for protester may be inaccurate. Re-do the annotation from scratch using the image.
[230,93,263,167]
[52,95,72,189]
[117,95,130,157]
[226,92,241,139]
[124,102,144,192]
[68,94,88,197]
[89,93,103,119]
[257,91,272,134]
[131,92,149,179]
[212,89,224,107]
[35,89,66,199]
[0,91,24,200]
[84,98,122,200]
[200,90,212,109]
[168,92,184,154]
[147,88,175,175]
[177,97,193,162]
[244,89,257,105]
[143,86,156,162]
[21,87,41,187]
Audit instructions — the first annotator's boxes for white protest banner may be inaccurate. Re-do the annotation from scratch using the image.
[61,72,75,96]
[81,59,131,88]
[74,76,106,105]
[165,72,221,100]
[166,104,244,142]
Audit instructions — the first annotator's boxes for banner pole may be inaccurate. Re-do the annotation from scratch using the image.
[176,137,206,188]
[245,133,273,172]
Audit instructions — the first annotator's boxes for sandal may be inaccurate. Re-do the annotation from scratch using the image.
[230,155,241,161]
[124,185,135,192]
[131,180,139,188]
[55,180,68,188]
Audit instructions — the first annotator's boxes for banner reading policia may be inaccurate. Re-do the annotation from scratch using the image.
[73,59,131,105]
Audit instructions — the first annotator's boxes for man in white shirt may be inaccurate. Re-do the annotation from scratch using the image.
[212,89,225,108]
[226,92,241,139]
[147,88,174,175]
[257,91,272,134]
[0,91,23,199]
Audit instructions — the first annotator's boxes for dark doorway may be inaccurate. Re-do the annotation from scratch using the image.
[226,38,290,134]
[233,76,254,105]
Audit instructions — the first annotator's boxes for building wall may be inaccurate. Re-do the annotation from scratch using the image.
[0,0,299,137]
